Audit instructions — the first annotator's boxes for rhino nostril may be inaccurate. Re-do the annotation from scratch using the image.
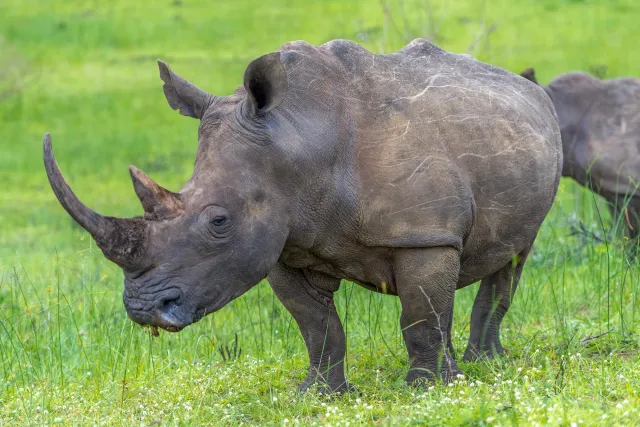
[162,298,179,310]
[157,291,181,311]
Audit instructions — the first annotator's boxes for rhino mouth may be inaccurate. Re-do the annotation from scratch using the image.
[125,296,195,333]
[130,301,214,335]
[127,308,191,333]
[125,286,236,334]
[154,303,192,332]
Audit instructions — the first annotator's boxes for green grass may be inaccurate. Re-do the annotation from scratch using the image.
[1,0,640,425]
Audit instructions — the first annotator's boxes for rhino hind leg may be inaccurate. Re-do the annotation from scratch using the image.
[395,247,462,385]
[267,263,353,394]
[462,245,531,362]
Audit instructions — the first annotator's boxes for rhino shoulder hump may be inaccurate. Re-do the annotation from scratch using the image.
[396,38,446,57]
[279,40,313,52]
[321,39,363,54]
[322,39,372,67]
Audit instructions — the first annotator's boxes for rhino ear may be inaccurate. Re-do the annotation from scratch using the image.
[520,67,539,85]
[243,52,287,115]
[157,60,214,119]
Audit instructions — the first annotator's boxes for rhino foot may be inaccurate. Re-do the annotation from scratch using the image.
[298,376,357,395]
[405,354,463,387]
[462,343,509,362]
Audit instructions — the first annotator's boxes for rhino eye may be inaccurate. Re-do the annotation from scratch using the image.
[199,205,232,238]
[212,216,226,227]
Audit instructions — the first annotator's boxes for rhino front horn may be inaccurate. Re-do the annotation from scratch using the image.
[43,133,147,268]
[43,133,115,240]
[129,166,183,220]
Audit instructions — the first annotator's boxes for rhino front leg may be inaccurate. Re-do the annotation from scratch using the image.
[395,247,462,385]
[463,245,531,361]
[606,194,640,240]
[268,263,350,393]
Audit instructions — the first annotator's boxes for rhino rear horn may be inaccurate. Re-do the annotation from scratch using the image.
[129,166,183,220]
[158,60,215,119]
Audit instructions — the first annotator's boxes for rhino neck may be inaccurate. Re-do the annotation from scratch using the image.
[283,158,359,252]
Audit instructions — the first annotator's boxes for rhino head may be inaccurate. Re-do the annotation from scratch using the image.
[45,54,291,332]
[520,67,602,177]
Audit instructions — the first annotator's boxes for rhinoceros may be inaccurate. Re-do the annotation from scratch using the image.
[521,68,640,238]
[45,39,561,392]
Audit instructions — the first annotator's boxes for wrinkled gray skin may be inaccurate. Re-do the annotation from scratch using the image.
[521,68,640,238]
[45,39,561,392]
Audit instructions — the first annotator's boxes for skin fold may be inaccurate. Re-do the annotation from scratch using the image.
[44,39,562,392]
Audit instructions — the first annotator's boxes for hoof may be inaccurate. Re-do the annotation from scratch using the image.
[462,344,508,362]
[443,366,464,384]
[406,361,463,387]
[298,379,357,395]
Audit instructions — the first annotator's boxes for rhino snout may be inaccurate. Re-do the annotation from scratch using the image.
[123,286,192,332]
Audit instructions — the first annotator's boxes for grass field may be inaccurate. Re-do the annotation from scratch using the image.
[1,0,640,425]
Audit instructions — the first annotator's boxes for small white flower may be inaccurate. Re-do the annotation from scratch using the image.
[273,397,278,402]
[283,419,289,424]
[616,403,623,409]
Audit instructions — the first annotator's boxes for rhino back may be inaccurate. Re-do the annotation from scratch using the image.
[274,39,561,285]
